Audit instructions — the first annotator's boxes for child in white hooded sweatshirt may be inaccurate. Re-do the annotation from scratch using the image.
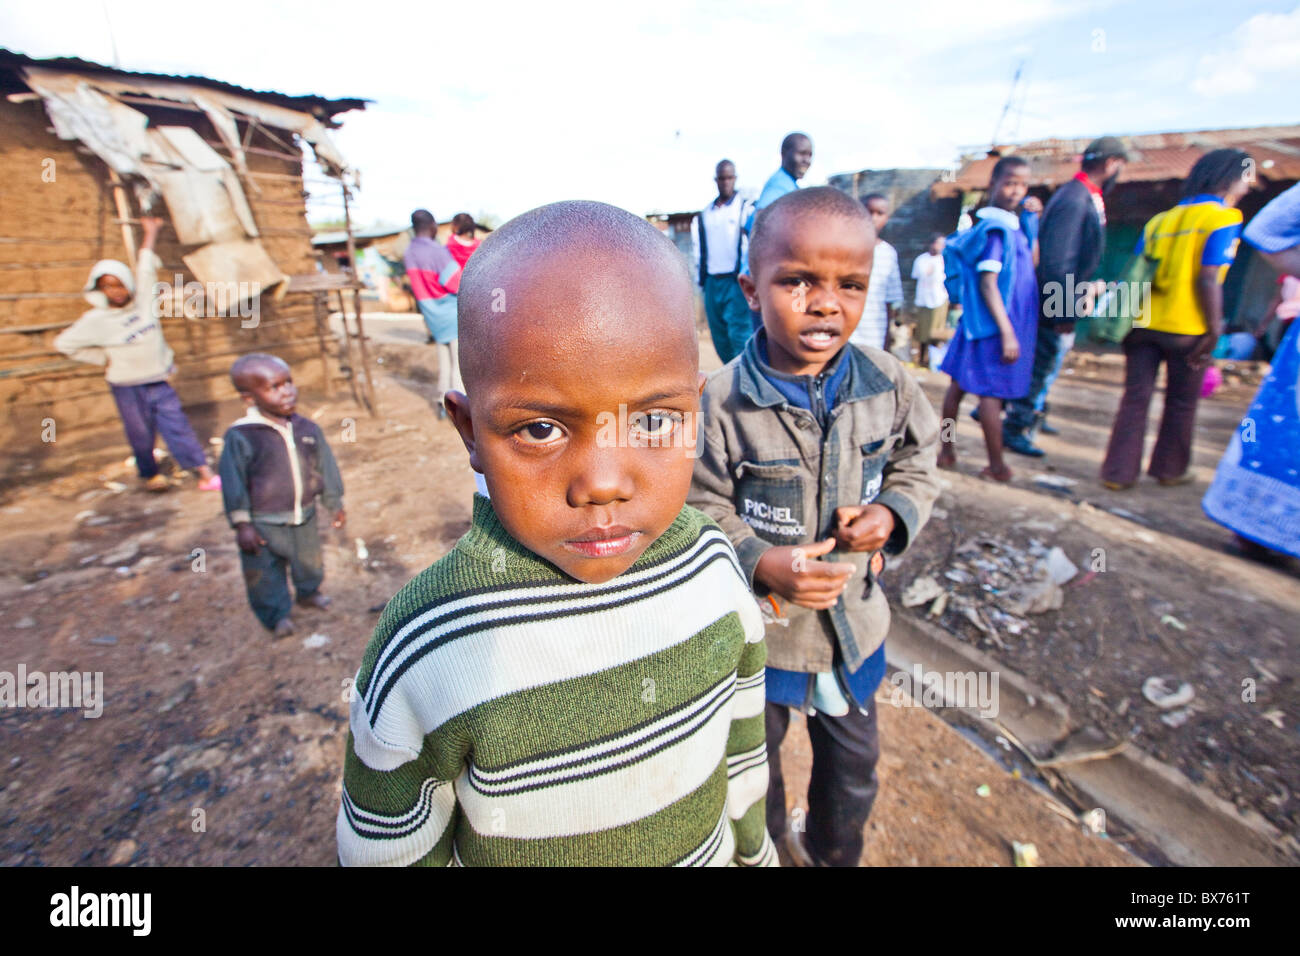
[54,216,219,492]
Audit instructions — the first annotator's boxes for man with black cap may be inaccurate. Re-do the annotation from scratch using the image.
[1003,135,1128,456]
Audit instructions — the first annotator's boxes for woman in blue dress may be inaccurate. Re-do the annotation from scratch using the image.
[938,156,1039,481]
[1203,316,1300,561]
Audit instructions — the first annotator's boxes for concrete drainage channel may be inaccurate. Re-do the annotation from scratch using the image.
[886,608,1293,867]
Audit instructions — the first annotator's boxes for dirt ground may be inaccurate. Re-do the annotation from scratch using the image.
[0,327,1133,867]
[903,354,1299,849]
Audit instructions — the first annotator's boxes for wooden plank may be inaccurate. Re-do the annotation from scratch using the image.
[285,272,363,293]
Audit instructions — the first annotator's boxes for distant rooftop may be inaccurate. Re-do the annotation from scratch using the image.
[933,124,1300,198]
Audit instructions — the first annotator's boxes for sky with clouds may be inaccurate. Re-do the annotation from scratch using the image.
[3,0,1297,227]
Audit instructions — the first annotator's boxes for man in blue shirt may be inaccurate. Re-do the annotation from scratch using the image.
[740,132,813,329]
[751,132,813,229]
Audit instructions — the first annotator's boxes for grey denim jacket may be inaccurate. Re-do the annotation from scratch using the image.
[689,335,941,673]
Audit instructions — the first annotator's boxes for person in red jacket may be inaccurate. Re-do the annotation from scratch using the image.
[446,213,481,269]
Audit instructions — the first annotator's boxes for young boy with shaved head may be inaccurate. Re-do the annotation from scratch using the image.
[219,353,345,638]
[689,187,941,866]
[338,201,774,867]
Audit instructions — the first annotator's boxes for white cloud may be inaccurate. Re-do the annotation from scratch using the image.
[1192,5,1300,96]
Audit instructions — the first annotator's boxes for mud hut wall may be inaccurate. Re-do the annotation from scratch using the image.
[0,97,329,455]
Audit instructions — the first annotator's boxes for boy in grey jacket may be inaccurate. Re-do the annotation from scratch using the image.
[689,187,941,866]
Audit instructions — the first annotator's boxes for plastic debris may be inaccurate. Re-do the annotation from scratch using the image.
[901,575,944,608]
[1160,708,1192,728]
[1159,614,1187,631]
[354,538,369,562]
[89,635,118,646]
[1044,547,1078,585]
[1262,709,1285,730]
[976,784,991,798]
[303,633,331,649]
[1012,841,1039,867]
[927,592,949,618]
[1200,364,1222,397]
[1003,575,1064,616]
[103,481,128,493]
[1142,676,1194,710]
[1083,808,1107,835]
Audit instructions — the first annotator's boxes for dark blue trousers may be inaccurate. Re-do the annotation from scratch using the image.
[239,516,325,629]
[109,381,208,478]
[765,700,880,866]
[702,274,755,365]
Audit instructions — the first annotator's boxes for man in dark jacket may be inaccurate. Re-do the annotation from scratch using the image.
[1003,136,1128,456]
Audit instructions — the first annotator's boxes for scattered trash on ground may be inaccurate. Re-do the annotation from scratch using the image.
[1142,676,1195,710]
[1083,808,1107,835]
[1012,841,1040,866]
[902,575,944,608]
[1262,709,1286,730]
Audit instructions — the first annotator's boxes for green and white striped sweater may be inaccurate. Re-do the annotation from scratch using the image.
[338,495,775,866]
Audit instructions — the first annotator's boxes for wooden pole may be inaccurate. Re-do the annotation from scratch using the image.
[340,176,378,414]
[333,288,362,408]
[312,291,334,397]
[106,169,137,270]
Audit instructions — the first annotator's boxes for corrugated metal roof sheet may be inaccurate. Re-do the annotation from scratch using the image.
[0,48,367,121]
[932,125,1300,198]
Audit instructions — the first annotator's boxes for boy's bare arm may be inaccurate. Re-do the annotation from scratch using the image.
[1189,264,1225,369]
[978,271,1020,363]
[134,216,165,311]
[139,216,164,252]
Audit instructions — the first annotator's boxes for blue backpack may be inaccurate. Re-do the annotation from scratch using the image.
[944,213,1023,341]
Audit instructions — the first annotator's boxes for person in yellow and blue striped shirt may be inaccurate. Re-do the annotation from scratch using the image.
[1100,148,1252,490]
